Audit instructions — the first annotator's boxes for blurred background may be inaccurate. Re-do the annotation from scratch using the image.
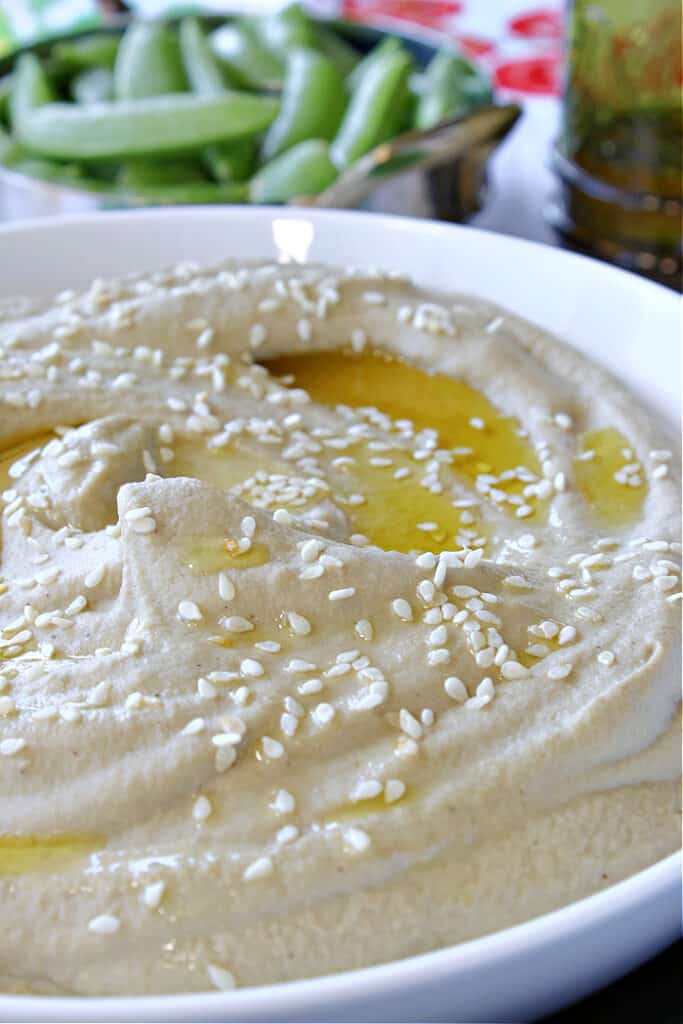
[0,1,681,1019]
[1,0,681,287]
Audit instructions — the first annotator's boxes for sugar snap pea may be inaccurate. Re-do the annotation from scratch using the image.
[15,92,279,161]
[210,23,284,91]
[262,47,347,162]
[0,74,13,121]
[313,25,362,77]
[118,158,209,190]
[179,17,229,95]
[0,123,19,163]
[331,49,413,169]
[415,50,492,130]
[250,4,315,59]
[9,54,54,130]
[125,181,249,204]
[250,139,338,203]
[0,152,107,190]
[114,21,187,100]
[71,67,114,105]
[49,34,119,73]
[179,18,256,182]
[347,35,403,92]
[117,157,249,205]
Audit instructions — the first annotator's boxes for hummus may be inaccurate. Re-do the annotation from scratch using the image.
[0,260,680,996]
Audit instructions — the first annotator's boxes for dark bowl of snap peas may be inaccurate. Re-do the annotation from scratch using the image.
[0,4,520,220]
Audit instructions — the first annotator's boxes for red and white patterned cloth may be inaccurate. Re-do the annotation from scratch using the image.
[340,0,564,244]
[340,0,563,95]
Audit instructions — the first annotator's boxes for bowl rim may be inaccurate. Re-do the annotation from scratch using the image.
[0,207,679,1015]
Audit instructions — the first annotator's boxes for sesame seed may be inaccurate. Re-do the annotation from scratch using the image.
[84,565,105,588]
[178,600,202,623]
[207,964,236,991]
[273,823,299,847]
[354,619,373,641]
[548,663,573,680]
[344,827,371,853]
[313,702,336,726]
[597,650,616,666]
[0,738,27,756]
[391,598,413,622]
[300,538,324,562]
[221,616,253,633]
[240,658,264,678]
[464,548,483,569]
[180,717,205,736]
[298,678,323,695]
[192,795,212,821]
[329,587,356,602]
[500,661,528,680]
[141,881,165,909]
[384,779,406,803]
[280,712,299,736]
[243,856,273,882]
[262,736,285,759]
[215,746,237,772]
[286,659,317,673]
[197,677,218,699]
[88,914,120,935]
[218,573,235,601]
[271,789,296,814]
[477,677,495,699]
[558,626,577,645]
[427,625,448,646]
[351,779,382,801]
[444,676,468,702]
[399,708,422,739]
[129,516,157,534]
[654,575,678,592]
[287,611,312,636]
[0,697,16,716]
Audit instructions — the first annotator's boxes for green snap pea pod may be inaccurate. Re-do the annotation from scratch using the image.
[114,21,187,100]
[15,91,280,161]
[346,35,403,91]
[210,23,284,91]
[261,48,347,162]
[0,122,20,163]
[249,138,337,203]
[415,50,492,130]
[9,54,54,130]
[313,26,362,77]
[250,4,315,59]
[122,180,249,204]
[0,153,108,190]
[331,49,413,169]
[179,18,256,182]
[180,18,230,93]
[202,138,256,182]
[118,157,209,190]
[71,66,114,105]
[49,34,119,73]
[0,74,13,122]
[117,157,248,203]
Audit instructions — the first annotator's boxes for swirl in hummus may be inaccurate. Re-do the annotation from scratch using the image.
[0,260,680,996]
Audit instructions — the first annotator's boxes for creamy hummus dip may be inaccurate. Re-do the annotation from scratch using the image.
[0,260,680,996]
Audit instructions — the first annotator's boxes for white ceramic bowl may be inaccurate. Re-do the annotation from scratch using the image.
[0,208,680,1023]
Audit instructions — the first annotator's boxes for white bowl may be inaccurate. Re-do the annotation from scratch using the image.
[0,208,680,1023]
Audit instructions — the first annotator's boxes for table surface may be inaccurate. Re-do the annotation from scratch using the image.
[0,2,679,1021]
